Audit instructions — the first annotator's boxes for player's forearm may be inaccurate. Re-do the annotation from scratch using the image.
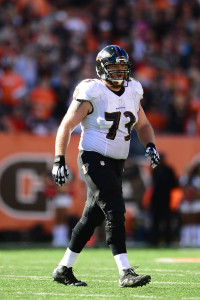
[136,123,155,147]
[55,123,72,157]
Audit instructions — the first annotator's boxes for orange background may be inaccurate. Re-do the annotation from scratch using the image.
[0,133,82,234]
[156,135,200,176]
[0,133,199,233]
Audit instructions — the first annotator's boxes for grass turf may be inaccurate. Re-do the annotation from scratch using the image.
[0,245,200,300]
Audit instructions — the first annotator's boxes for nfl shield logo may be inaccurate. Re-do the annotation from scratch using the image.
[82,163,89,175]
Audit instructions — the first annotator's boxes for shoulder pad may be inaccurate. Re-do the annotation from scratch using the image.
[73,79,99,101]
[130,79,143,98]
[79,79,98,88]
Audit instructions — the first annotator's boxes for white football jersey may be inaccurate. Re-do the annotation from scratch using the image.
[73,78,143,159]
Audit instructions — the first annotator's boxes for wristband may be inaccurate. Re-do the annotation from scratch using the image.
[54,155,65,164]
[146,143,156,149]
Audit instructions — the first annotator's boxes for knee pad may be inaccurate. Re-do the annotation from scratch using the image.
[71,220,93,240]
[105,211,126,246]
[69,220,94,253]
[70,205,105,251]
[72,207,99,240]
[81,205,105,227]
[106,211,125,225]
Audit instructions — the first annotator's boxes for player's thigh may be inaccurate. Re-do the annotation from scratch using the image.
[78,151,125,213]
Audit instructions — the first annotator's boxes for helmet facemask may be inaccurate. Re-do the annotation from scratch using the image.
[104,62,131,87]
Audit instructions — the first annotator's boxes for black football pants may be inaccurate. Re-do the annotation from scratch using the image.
[68,150,127,255]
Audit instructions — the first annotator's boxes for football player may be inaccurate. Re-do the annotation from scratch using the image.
[52,45,160,287]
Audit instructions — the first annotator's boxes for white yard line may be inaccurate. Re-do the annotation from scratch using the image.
[142,269,200,275]
[11,292,200,299]
[0,275,199,286]
[183,298,200,300]
[12,292,159,298]
[1,292,199,300]
[155,258,200,263]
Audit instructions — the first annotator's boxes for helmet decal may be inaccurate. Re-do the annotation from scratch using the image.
[114,45,121,56]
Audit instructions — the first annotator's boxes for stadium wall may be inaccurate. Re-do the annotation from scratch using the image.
[0,133,199,234]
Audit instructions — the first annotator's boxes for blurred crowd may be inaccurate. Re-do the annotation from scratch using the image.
[121,153,200,247]
[0,0,200,135]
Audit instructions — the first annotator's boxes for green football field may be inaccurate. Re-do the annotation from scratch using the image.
[0,245,199,300]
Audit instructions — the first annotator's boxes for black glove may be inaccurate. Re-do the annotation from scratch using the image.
[145,143,160,169]
[52,155,69,186]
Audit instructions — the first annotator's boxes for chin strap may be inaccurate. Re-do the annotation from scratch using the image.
[107,79,129,88]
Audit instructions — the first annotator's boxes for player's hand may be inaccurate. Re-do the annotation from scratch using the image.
[52,155,69,186]
[145,143,160,169]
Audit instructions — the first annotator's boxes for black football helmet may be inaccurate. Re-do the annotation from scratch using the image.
[96,45,132,86]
